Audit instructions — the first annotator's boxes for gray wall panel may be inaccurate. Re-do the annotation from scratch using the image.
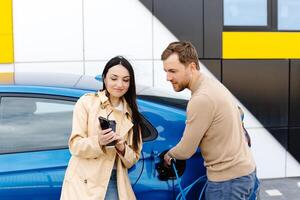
[153,0,204,58]
[223,60,289,128]
[290,60,300,127]
[139,0,152,10]
[203,0,222,58]
[200,59,221,81]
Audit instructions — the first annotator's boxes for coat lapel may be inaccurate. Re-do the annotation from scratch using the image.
[97,90,134,137]
[119,116,133,137]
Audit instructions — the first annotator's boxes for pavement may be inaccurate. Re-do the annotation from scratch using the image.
[258,177,300,200]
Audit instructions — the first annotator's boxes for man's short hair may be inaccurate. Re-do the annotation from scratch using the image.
[161,41,199,70]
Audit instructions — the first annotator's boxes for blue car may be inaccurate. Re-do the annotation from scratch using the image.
[0,73,258,200]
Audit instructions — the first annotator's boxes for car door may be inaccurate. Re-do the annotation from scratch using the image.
[0,94,76,200]
[136,96,206,200]
[0,91,205,200]
[131,98,180,199]
[0,92,174,200]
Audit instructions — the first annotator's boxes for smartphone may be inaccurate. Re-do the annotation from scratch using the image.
[98,116,116,146]
[98,116,110,130]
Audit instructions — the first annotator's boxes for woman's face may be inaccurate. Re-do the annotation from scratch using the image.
[104,64,130,99]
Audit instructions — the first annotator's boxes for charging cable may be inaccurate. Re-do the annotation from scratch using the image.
[171,159,207,200]
[171,158,186,200]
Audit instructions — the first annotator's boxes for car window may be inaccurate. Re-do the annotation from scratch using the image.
[0,97,75,154]
[0,95,159,153]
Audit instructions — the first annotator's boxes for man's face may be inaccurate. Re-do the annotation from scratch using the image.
[163,53,191,92]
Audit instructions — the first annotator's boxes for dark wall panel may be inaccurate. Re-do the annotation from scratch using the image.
[289,128,300,162]
[153,0,204,57]
[222,60,289,128]
[200,59,221,81]
[203,0,222,58]
[290,60,300,127]
[266,128,288,150]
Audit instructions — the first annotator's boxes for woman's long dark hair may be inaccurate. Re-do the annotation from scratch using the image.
[102,56,142,152]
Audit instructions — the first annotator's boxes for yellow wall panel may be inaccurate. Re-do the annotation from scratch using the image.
[0,0,13,34]
[0,72,14,84]
[0,34,13,62]
[0,0,14,63]
[223,32,300,59]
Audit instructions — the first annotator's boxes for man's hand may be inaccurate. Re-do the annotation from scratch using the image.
[163,152,173,167]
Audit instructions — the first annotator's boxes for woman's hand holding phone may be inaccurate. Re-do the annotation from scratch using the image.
[98,116,117,146]
[98,128,116,146]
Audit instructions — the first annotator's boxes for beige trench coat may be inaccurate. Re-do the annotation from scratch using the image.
[60,91,142,200]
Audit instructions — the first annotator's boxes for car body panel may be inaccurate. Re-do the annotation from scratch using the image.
[0,79,257,199]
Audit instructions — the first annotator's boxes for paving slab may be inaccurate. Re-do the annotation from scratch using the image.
[258,177,300,200]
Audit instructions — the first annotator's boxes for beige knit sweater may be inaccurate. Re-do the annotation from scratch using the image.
[169,73,255,182]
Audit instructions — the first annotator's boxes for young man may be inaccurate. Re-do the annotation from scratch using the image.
[162,41,257,199]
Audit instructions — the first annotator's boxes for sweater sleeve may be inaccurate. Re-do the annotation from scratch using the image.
[69,97,104,158]
[169,94,214,160]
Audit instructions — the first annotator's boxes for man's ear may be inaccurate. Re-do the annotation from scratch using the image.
[188,62,197,71]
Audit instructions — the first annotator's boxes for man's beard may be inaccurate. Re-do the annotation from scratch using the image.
[172,82,186,92]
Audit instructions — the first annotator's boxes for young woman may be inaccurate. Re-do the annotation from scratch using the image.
[60,56,143,200]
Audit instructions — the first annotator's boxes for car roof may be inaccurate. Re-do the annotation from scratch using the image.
[0,72,190,100]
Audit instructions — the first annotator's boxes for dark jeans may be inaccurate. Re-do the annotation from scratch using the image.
[205,170,259,200]
[104,170,118,200]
